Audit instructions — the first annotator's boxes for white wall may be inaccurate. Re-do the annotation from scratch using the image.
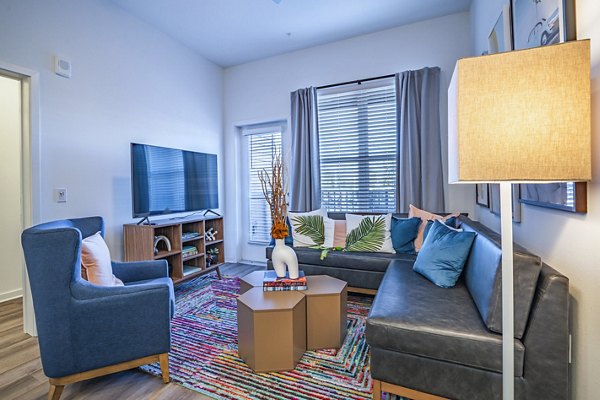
[0,75,23,301]
[470,1,600,399]
[0,0,224,260]
[223,12,473,263]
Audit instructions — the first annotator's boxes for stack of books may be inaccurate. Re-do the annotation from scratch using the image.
[182,246,198,258]
[263,271,307,291]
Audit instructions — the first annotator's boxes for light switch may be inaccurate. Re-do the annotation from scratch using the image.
[56,188,67,203]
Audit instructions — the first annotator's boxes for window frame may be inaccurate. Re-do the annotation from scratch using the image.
[316,77,398,213]
[242,122,286,245]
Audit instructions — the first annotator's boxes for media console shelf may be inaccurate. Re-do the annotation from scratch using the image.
[123,215,224,284]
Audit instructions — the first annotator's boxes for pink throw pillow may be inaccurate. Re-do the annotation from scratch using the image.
[408,205,460,252]
[333,220,346,248]
[81,232,124,286]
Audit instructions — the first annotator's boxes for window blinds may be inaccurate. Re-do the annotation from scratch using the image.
[246,129,282,243]
[146,146,185,212]
[317,78,397,213]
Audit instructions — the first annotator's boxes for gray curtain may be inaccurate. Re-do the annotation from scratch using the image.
[289,87,321,212]
[396,67,445,212]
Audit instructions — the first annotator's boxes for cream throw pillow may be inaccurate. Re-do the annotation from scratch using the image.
[288,208,335,248]
[345,213,395,254]
[408,204,460,252]
[81,232,124,286]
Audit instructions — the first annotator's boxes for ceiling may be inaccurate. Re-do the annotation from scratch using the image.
[111,0,472,67]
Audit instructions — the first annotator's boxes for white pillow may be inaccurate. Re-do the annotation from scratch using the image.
[345,213,395,254]
[288,208,334,248]
[81,232,124,286]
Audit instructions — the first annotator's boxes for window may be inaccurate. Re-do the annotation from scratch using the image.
[145,145,185,212]
[317,77,397,212]
[244,125,283,243]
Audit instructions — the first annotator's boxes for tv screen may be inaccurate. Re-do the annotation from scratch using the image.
[131,143,218,217]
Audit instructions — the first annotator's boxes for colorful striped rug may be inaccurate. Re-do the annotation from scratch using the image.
[141,274,402,400]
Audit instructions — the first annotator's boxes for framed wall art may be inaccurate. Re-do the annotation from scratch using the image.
[520,182,587,213]
[490,184,522,222]
[511,0,564,49]
[489,5,512,53]
[476,184,490,208]
[511,0,585,213]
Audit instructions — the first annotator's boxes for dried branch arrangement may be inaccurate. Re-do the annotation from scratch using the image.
[258,152,289,239]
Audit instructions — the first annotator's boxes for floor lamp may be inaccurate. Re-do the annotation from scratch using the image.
[448,40,591,400]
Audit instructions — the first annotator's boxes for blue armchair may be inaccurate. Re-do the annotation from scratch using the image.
[21,216,174,400]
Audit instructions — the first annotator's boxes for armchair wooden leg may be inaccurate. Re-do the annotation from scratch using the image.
[159,353,170,383]
[48,384,64,400]
[372,379,382,400]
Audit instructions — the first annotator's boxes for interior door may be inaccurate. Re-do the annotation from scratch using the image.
[0,74,23,302]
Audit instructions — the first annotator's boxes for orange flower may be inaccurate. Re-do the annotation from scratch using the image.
[271,220,289,239]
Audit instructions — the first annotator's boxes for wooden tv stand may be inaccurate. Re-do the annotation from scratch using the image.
[123,215,224,284]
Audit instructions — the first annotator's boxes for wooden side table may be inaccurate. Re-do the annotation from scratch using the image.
[304,275,348,350]
[237,288,306,372]
[239,270,265,294]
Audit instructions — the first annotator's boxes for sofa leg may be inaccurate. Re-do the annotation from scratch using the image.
[378,379,449,400]
[159,353,170,383]
[372,379,382,400]
[48,384,64,400]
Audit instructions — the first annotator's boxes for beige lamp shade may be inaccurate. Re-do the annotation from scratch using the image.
[448,40,591,183]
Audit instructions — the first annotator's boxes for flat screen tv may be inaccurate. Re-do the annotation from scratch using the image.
[131,143,218,218]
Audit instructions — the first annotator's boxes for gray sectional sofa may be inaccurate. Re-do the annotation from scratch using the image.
[265,214,569,400]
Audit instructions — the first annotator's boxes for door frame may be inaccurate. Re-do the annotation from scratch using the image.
[0,61,42,336]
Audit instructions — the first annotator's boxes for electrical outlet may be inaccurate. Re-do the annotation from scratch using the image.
[56,188,67,203]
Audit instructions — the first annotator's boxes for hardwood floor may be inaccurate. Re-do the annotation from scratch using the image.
[0,262,265,400]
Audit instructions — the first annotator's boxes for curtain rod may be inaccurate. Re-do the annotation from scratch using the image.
[316,73,395,90]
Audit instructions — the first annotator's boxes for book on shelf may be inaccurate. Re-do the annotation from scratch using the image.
[182,231,201,240]
[182,264,201,276]
[263,270,307,290]
[182,245,198,257]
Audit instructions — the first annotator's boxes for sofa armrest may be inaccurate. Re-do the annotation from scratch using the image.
[522,264,569,399]
[111,260,168,283]
[68,281,172,372]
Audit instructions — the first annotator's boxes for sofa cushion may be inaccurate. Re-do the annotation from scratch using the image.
[266,246,416,273]
[366,261,525,377]
[460,217,542,339]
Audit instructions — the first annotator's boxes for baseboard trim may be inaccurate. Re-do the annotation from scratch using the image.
[240,259,268,267]
[0,289,23,303]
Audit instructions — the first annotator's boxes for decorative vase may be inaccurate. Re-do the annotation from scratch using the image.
[272,238,299,278]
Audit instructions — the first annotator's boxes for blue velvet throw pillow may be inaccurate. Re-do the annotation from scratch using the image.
[413,220,476,288]
[422,216,458,243]
[391,217,421,254]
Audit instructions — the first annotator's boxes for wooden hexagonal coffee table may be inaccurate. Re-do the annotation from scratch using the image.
[237,287,306,372]
[304,275,348,350]
[238,270,265,294]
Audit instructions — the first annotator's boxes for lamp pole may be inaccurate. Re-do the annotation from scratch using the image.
[500,182,514,400]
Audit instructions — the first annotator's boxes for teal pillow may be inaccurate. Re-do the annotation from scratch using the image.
[391,217,421,254]
[422,216,458,243]
[413,220,476,288]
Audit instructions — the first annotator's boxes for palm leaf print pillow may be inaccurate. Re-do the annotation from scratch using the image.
[288,208,334,247]
[344,213,395,253]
